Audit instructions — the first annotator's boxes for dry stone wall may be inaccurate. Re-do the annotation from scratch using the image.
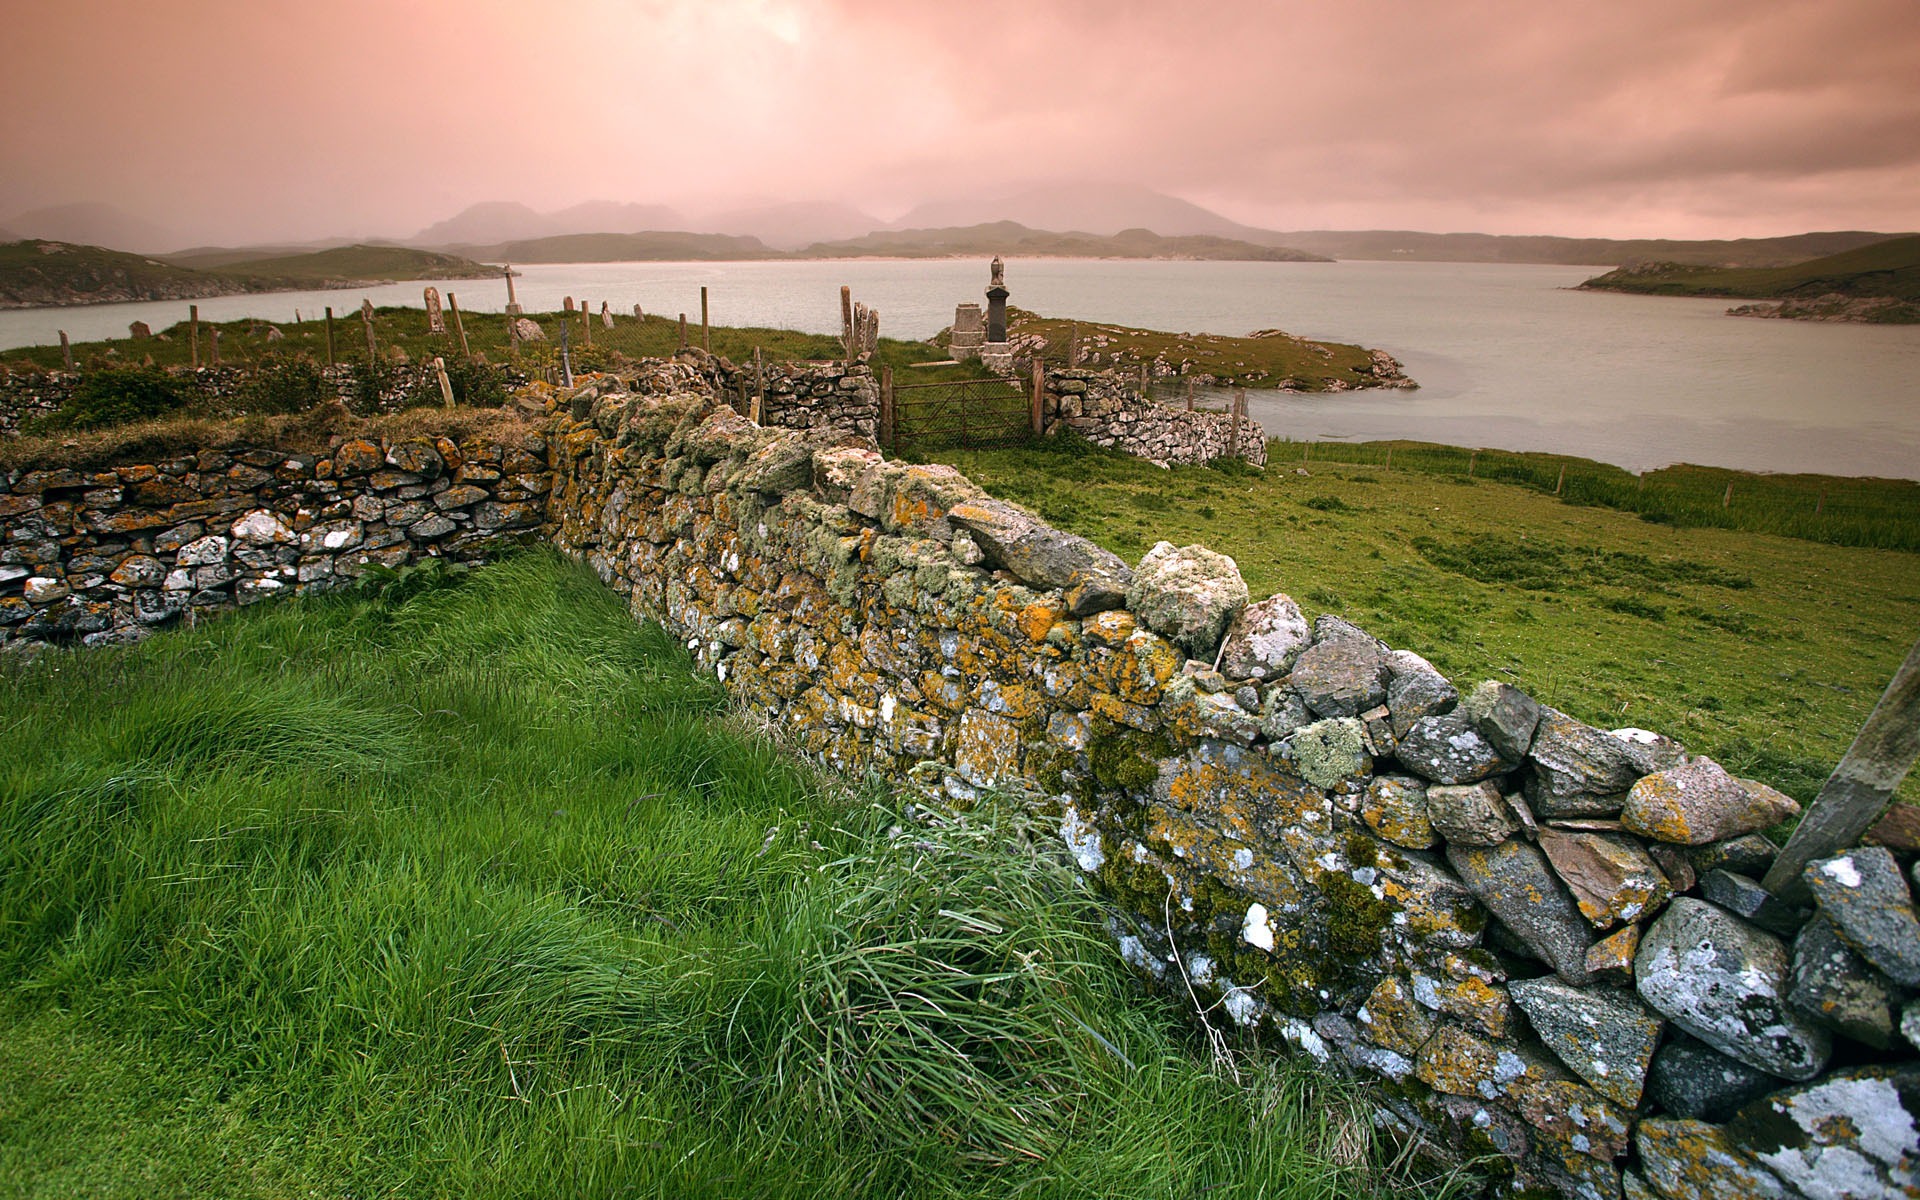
[546,378,1917,1200]
[1041,367,1267,467]
[4,358,1915,1200]
[0,423,549,646]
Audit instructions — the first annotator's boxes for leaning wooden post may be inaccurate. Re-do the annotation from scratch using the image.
[678,313,688,350]
[1763,639,1920,902]
[1031,356,1045,435]
[1138,363,1149,400]
[433,356,455,407]
[840,285,854,361]
[324,306,335,367]
[581,301,592,349]
[880,366,894,449]
[751,346,764,424]
[190,305,201,368]
[700,286,710,353]
[1468,449,1477,477]
[59,331,73,372]
[1723,481,1733,509]
[447,293,470,358]
[1555,464,1566,495]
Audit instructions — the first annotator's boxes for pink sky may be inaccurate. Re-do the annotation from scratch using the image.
[4,0,1917,246]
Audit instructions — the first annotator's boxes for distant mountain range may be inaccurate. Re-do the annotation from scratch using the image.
[7,190,1915,275]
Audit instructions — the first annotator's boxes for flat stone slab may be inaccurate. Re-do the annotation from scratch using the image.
[1539,827,1673,929]
[1509,976,1663,1106]
[1527,709,1640,817]
[1398,712,1512,785]
[1636,897,1831,1081]
[1637,1118,1795,1200]
[1727,1066,1920,1200]
[1289,628,1388,718]
[1804,846,1920,989]
[1448,838,1593,984]
[1789,915,1898,1049]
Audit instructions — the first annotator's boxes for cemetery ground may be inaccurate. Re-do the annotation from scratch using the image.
[0,553,1404,1200]
[932,435,1920,812]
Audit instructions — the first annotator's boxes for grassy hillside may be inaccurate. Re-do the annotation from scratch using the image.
[1258,229,1907,267]
[801,221,1329,262]
[0,552,1397,1199]
[931,437,1920,809]
[0,240,498,309]
[1579,235,1920,314]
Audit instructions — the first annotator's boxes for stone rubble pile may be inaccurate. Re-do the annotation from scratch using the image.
[1042,367,1268,467]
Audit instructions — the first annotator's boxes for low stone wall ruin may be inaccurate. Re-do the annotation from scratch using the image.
[4,359,1914,1200]
[1041,366,1267,467]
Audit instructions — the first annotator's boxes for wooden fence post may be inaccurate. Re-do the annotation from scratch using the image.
[190,305,200,368]
[880,366,894,450]
[1468,450,1476,478]
[701,286,710,353]
[751,347,765,423]
[447,293,470,358]
[1723,482,1733,509]
[1555,464,1566,495]
[59,331,72,372]
[1068,321,1080,367]
[433,356,455,407]
[1186,378,1195,412]
[1031,357,1045,435]
[678,314,688,350]
[361,300,377,361]
[324,307,334,367]
[1231,388,1245,458]
[1763,639,1920,902]
[581,301,592,349]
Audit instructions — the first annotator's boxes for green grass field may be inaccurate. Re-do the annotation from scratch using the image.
[932,437,1920,808]
[1579,234,1920,305]
[0,553,1401,1200]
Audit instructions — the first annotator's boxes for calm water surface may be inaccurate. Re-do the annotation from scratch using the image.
[5,260,1915,478]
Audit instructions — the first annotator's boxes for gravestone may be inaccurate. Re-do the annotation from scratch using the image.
[129,320,151,339]
[950,303,984,361]
[424,287,445,334]
[564,296,575,313]
[981,257,1013,374]
[601,301,613,328]
[633,303,644,319]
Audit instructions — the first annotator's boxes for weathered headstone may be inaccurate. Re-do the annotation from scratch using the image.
[564,296,575,313]
[424,287,445,334]
[600,301,613,328]
[129,320,151,340]
[950,303,984,361]
[360,299,377,360]
[633,303,644,319]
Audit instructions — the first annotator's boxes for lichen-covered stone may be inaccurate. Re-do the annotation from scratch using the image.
[1788,914,1899,1048]
[1448,838,1593,984]
[1290,717,1373,789]
[1646,1032,1778,1123]
[1687,833,1780,877]
[1290,628,1388,718]
[1608,726,1690,774]
[1359,975,1435,1056]
[1427,781,1518,846]
[1585,923,1641,985]
[1636,1118,1794,1200]
[1384,649,1458,738]
[945,497,1132,612]
[1526,709,1640,817]
[1698,869,1808,937]
[1727,1065,1920,1200]
[1398,712,1513,785]
[1126,541,1248,658]
[1539,827,1673,929]
[1621,757,1799,845]
[1461,679,1543,761]
[1804,846,1920,989]
[1216,592,1309,681]
[1509,976,1663,1106]
[1362,775,1435,849]
[1513,1077,1631,1161]
[1636,897,1831,1081]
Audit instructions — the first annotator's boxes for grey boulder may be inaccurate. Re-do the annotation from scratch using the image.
[1645,1033,1779,1122]
[945,499,1133,615]
[1636,897,1831,1081]
[1289,627,1388,718]
[1788,915,1900,1049]
[1125,541,1248,658]
[1447,838,1593,984]
[1398,712,1513,785]
[1216,593,1310,681]
[1508,976,1663,1106]
[1526,708,1640,817]
[1804,846,1920,989]
[1384,649,1458,738]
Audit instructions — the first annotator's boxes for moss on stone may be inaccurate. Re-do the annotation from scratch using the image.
[1319,868,1396,958]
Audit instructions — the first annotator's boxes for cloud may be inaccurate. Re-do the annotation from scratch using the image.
[1,0,1913,245]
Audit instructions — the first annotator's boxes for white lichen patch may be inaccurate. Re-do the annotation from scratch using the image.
[1060,805,1106,873]
[1242,902,1276,951]
[1819,856,1863,888]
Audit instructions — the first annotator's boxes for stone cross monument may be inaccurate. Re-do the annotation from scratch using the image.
[985,256,1009,343]
[503,266,523,316]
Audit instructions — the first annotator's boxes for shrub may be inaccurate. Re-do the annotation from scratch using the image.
[242,355,330,415]
[34,367,192,430]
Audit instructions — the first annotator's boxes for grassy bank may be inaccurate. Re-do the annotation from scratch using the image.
[1578,234,1920,317]
[0,553,1394,1199]
[932,437,1920,807]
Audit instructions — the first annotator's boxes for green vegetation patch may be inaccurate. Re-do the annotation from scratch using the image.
[0,552,1405,1199]
[1001,309,1385,391]
[1579,234,1920,306]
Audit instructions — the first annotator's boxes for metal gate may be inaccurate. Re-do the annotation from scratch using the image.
[881,374,1037,452]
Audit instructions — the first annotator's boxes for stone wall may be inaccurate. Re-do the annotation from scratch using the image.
[0,421,549,646]
[545,379,1916,1200]
[5,361,1914,1200]
[1042,367,1267,467]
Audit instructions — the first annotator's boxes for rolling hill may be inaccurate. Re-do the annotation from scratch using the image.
[0,240,498,310]
[1578,235,1920,321]
[447,231,775,263]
